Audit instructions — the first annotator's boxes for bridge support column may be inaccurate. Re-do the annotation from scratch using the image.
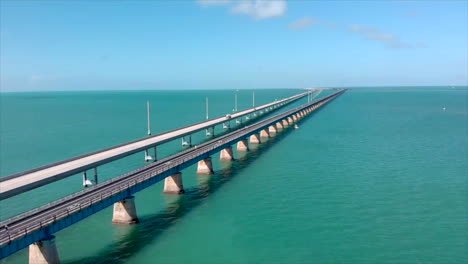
[282,119,289,127]
[220,146,234,161]
[288,116,294,124]
[237,139,249,152]
[163,173,184,194]
[268,125,277,133]
[29,235,60,264]
[206,127,214,137]
[260,129,270,138]
[112,196,139,224]
[182,136,191,147]
[250,133,261,144]
[292,115,297,121]
[144,146,157,162]
[276,122,284,131]
[197,157,214,175]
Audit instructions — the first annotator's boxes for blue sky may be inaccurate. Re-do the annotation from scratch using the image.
[0,0,467,91]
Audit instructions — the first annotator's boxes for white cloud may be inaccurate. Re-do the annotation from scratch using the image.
[196,0,232,7]
[348,24,417,49]
[289,17,320,30]
[231,0,287,20]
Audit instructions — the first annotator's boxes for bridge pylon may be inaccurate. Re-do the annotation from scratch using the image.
[260,129,270,138]
[163,173,185,194]
[220,147,235,161]
[250,133,261,144]
[237,139,249,152]
[112,196,139,225]
[29,235,60,264]
[197,158,214,175]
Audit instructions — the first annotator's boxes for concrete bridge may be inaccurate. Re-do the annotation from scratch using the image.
[0,90,315,201]
[0,89,346,263]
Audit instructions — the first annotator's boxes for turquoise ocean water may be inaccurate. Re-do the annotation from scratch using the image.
[0,87,467,263]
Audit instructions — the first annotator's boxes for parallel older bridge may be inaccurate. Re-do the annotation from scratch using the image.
[0,89,346,263]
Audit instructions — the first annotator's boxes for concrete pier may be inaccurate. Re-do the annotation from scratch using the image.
[237,139,249,152]
[250,133,261,144]
[163,173,184,194]
[29,236,60,264]
[282,119,289,127]
[292,115,298,121]
[288,116,294,124]
[276,122,284,131]
[260,129,270,138]
[197,157,214,175]
[268,125,277,133]
[112,196,139,224]
[220,146,235,161]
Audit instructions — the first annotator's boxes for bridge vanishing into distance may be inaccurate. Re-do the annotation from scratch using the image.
[0,90,311,201]
[0,89,346,263]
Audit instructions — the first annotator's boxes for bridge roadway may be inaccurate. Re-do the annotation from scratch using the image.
[0,91,311,200]
[0,89,346,259]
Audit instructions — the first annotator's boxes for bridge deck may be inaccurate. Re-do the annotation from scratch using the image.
[0,91,309,200]
[0,89,346,259]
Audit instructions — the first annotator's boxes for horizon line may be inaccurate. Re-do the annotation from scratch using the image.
[1,85,467,94]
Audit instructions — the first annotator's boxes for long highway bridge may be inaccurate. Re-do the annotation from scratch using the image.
[0,89,346,263]
[0,90,313,201]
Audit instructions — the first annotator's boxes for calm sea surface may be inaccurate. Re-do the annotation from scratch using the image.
[0,87,467,263]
